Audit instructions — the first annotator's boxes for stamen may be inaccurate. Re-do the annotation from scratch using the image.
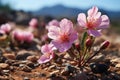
[60,33,69,42]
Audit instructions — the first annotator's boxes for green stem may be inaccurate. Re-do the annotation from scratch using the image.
[81,47,88,66]
[82,49,101,67]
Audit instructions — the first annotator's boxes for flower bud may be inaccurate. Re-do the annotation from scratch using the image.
[12,30,34,43]
[48,19,59,26]
[0,23,12,34]
[86,38,92,47]
[100,41,110,50]
[75,42,80,49]
[23,31,34,43]
[29,18,38,28]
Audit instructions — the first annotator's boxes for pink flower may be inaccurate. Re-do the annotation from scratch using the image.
[48,18,78,52]
[0,23,12,34]
[29,18,38,28]
[38,43,55,64]
[77,6,110,37]
[46,19,59,29]
[12,30,24,42]
[23,31,34,42]
[12,30,34,43]
[48,19,59,26]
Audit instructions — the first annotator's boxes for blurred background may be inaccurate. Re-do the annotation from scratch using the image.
[0,0,120,32]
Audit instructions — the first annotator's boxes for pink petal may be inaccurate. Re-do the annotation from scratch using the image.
[87,30,101,37]
[87,13,102,28]
[77,13,87,27]
[38,53,53,64]
[59,18,73,33]
[41,44,53,54]
[69,31,78,43]
[95,12,101,19]
[59,42,72,52]
[49,43,57,51]
[98,15,110,29]
[52,40,72,52]
[48,19,59,26]
[48,26,60,40]
[87,6,98,16]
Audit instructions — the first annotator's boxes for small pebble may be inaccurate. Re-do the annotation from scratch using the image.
[64,53,71,59]
[0,56,7,63]
[23,77,30,80]
[27,55,38,62]
[0,76,9,80]
[0,63,9,69]
[65,64,76,73]
[61,69,69,76]
[34,63,40,67]
[39,73,46,77]
[111,58,120,63]
[0,70,10,76]
[21,65,32,72]
[5,60,15,65]
[74,72,87,80]
[55,58,62,64]
[16,52,32,60]
[48,65,56,70]
[27,62,35,69]
[48,73,56,78]
[19,64,26,67]
[70,61,77,66]
[90,63,109,74]
[92,54,105,62]
[2,70,10,75]
[2,70,10,73]
[115,63,120,68]
[5,47,12,52]
[20,60,29,64]
[12,62,20,67]
[110,73,120,79]
[10,66,14,71]
[49,70,59,75]
[3,53,16,60]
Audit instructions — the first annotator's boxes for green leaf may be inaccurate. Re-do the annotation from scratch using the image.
[81,32,88,51]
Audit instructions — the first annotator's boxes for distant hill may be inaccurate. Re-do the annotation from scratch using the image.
[33,4,86,18]
[33,4,120,20]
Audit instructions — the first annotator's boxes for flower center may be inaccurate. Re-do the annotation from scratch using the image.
[87,18,99,29]
[87,22,95,29]
[60,33,69,42]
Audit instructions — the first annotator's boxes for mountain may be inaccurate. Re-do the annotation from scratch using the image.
[33,4,120,19]
[33,4,86,18]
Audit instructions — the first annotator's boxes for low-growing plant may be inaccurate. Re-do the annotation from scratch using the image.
[38,6,110,70]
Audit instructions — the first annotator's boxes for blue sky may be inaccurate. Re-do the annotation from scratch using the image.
[2,0,120,11]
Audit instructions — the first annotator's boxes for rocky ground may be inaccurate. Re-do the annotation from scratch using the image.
[0,28,120,80]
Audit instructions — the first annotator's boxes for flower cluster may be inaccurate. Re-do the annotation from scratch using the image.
[0,18,37,47]
[0,23,12,34]
[12,29,34,43]
[38,6,110,66]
